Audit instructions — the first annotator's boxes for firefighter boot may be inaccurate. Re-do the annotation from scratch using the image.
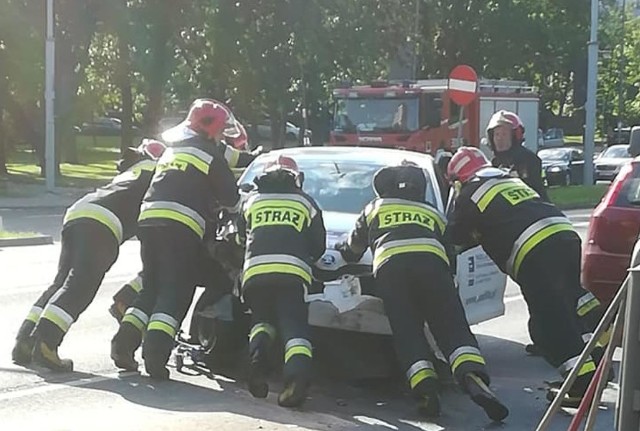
[247,346,270,398]
[278,375,310,408]
[110,324,140,371]
[142,330,172,381]
[546,369,596,408]
[464,372,509,422]
[11,336,35,366]
[413,376,441,418]
[12,320,37,365]
[108,301,127,323]
[32,338,73,372]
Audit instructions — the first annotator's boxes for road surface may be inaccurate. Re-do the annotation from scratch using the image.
[0,208,619,430]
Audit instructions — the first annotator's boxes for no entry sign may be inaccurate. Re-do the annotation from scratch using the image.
[448,65,478,106]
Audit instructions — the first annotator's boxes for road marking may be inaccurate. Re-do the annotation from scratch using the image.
[573,222,589,228]
[0,370,138,402]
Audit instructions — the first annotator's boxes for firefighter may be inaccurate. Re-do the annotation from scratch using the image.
[487,110,549,201]
[108,120,260,321]
[110,99,240,380]
[445,146,602,404]
[11,139,166,371]
[334,163,509,421]
[237,155,326,408]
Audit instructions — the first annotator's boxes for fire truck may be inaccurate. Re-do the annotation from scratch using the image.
[329,79,540,156]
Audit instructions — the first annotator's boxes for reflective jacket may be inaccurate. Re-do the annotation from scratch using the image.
[138,136,239,239]
[446,171,575,280]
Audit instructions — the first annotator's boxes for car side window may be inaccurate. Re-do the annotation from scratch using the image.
[572,150,584,161]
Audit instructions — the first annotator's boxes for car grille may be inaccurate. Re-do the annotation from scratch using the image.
[597,165,617,171]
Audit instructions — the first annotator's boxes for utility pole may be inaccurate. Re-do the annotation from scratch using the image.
[618,0,627,143]
[411,0,420,80]
[584,0,599,185]
[45,0,55,191]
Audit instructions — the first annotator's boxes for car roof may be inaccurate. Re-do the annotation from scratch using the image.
[255,146,436,172]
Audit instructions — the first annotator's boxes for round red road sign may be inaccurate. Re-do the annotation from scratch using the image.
[448,65,478,106]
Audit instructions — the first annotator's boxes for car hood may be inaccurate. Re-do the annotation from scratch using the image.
[595,157,632,166]
[323,211,359,246]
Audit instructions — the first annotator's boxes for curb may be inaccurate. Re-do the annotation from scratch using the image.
[0,235,54,247]
[0,205,70,211]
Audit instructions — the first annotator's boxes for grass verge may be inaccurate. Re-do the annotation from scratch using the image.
[0,230,40,239]
[548,184,609,209]
[3,136,120,190]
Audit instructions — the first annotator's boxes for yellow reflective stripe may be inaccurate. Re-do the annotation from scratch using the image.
[243,263,312,284]
[578,360,596,377]
[245,193,316,219]
[129,277,143,294]
[139,208,205,238]
[374,243,449,270]
[365,199,446,231]
[284,345,313,363]
[224,146,241,168]
[372,204,446,233]
[147,321,177,338]
[511,222,574,278]
[475,180,523,212]
[173,153,210,175]
[409,368,437,389]
[26,306,43,324]
[245,200,312,225]
[249,323,276,342]
[64,204,123,243]
[451,353,486,374]
[577,298,600,317]
[122,314,146,332]
[41,305,74,333]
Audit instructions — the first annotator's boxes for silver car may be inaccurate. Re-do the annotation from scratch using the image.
[595,144,632,182]
[238,146,508,335]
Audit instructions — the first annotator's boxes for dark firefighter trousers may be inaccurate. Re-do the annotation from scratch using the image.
[113,225,200,371]
[15,221,119,348]
[375,253,489,397]
[244,275,313,383]
[517,231,599,392]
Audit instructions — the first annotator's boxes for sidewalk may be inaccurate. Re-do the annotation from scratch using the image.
[0,182,90,209]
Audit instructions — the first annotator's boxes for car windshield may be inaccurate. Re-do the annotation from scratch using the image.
[538,149,569,161]
[240,156,437,214]
[602,146,630,159]
[333,97,419,133]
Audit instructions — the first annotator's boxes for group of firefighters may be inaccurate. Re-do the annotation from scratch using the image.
[9,100,606,422]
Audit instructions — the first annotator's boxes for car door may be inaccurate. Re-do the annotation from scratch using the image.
[444,183,508,325]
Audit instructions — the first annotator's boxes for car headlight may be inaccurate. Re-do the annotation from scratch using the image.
[548,166,562,172]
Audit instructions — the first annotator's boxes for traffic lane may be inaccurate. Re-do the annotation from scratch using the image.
[0,295,616,431]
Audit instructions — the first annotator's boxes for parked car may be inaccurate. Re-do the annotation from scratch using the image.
[607,127,631,145]
[79,117,141,136]
[538,127,565,149]
[583,157,640,304]
[248,117,312,146]
[538,147,584,186]
[594,144,633,182]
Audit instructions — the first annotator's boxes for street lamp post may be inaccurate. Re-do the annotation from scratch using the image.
[45,0,55,191]
[584,0,599,185]
[618,0,627,143]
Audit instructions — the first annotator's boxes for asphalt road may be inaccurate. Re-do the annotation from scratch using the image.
[0,208,619,431]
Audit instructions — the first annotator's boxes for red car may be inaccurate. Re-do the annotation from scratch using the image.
[582,157,640,303]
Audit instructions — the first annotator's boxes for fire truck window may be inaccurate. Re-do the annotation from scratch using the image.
[423,94,442,128]
[332,98,419,133]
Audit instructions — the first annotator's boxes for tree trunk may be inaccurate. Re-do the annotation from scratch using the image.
[117,31,133,153]
[0,110,8,176]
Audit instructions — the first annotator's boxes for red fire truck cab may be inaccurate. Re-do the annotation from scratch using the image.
[329,79,540,156]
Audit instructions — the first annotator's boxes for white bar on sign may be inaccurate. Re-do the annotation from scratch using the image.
[448,78,477,93]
